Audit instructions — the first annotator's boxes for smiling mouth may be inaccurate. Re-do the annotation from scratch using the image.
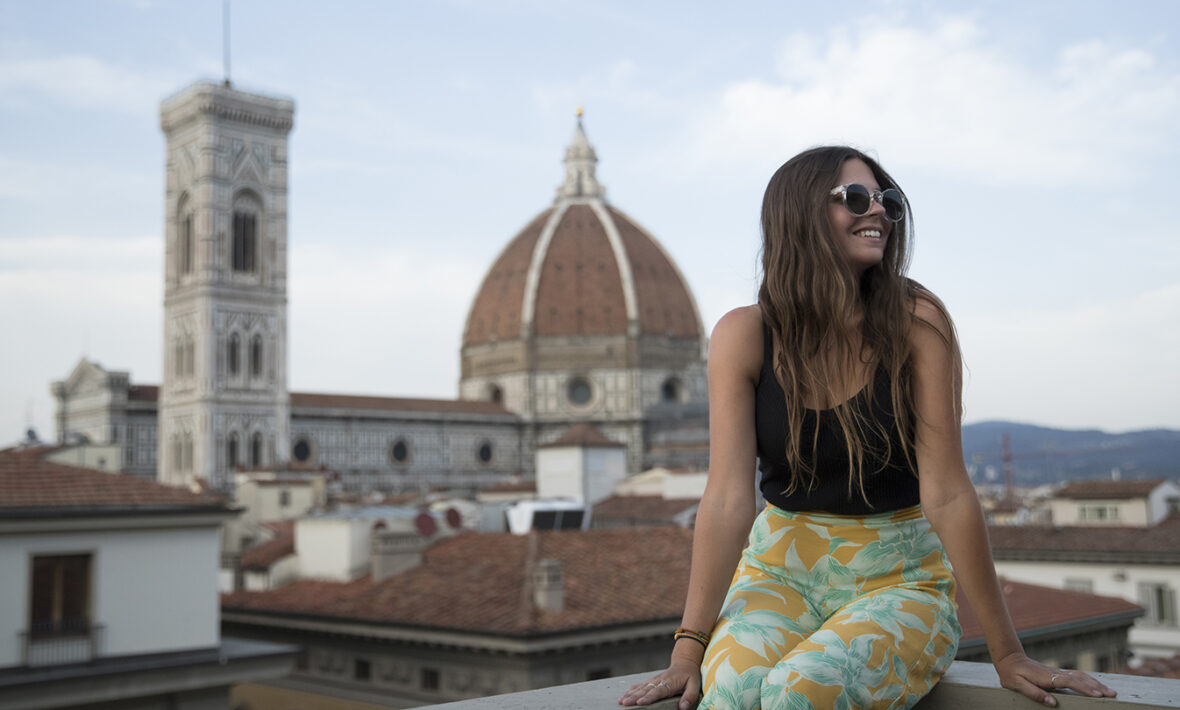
[853,229,882,239]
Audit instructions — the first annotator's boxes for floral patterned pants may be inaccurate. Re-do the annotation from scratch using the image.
[699,504,961,710]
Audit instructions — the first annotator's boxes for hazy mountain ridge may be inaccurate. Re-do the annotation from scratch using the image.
[961,421,1180,486]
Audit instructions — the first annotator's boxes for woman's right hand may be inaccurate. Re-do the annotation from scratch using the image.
[618,657,701,709]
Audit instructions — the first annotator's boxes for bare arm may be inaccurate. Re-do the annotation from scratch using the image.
[620,306,762,709]
[910,294,1115,707]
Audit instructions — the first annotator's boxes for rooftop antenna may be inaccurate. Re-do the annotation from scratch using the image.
[222,0,232,87]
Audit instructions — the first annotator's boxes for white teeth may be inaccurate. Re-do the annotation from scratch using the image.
[854,229,881,238]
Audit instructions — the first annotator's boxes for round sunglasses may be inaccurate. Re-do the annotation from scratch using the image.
[829,183,906,223]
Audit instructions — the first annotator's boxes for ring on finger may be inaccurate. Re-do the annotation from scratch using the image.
[1049,673,1060,687]
[657,681,670,689]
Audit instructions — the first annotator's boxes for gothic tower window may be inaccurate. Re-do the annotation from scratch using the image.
[250,335,263,378]
[228,333,241,376]
[250,432,263,468]
[227,432,240,470]
[232,211,257,272]
[183,432,193,472]
[180,212,193,274]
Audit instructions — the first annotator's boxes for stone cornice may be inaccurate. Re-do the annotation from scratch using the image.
[160,82,295,135]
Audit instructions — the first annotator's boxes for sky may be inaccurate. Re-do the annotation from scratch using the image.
[1,0,1178,443]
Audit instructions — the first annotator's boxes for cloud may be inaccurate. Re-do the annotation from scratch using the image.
[288,242,486,398]
[0,54,172,112]
[961,282,1180,431]
[681,16,1180,185]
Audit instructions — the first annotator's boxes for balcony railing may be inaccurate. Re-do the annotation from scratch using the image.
[19,619,104,667]
[418,661,1178,710]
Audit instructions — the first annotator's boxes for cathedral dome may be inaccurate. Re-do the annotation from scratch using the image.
[463,115,702,347]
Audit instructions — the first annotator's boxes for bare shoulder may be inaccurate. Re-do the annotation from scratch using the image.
[709,305,764,381]
[909,286,955,344]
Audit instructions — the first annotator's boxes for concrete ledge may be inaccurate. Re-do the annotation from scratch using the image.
[420,661,1179,710]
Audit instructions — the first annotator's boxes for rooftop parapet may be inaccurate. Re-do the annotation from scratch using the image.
[418,662,1179,710]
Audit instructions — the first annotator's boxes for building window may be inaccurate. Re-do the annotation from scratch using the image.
[390,439,410,464]
[1079,505,1119,522]
[250,335,263,378]
[279,489,291,507]
[661,377,682,403]
[174,340,184,377]
[292,438,312,463]
[250,432,263,468]
[1064,578,1093,594]
[354,658,371,681]
[488,385,503,404]
[1166,496,1179,516]
[184,433,193,472]
[30,554,91,638]
[227,432,239,469]
[228,333,241,376]
[232,211,257,272]
[567,376,592,405]
[421,668,440,691]
[180,212,194,275]
[1139,583,1178,627]
[477,440,493,464]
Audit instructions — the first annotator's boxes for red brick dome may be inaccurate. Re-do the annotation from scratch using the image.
[463,119,701,347]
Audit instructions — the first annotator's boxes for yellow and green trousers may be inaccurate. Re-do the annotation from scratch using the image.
[699,504,960,710]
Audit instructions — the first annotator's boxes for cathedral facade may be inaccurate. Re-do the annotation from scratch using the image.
[51,81,708,492]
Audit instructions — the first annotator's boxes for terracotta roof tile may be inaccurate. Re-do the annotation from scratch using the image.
[1054,479,1165,500]
[222,526,694,635]
[987,524,1180,557]
[533,205,627,337]
[464,209,552,346]
[539,422,623,449]
[128,385,159,401]
[610,206,699,339]
[592,495,698,523]
[290,392,512,416]
[957,578,1141,644]
[81,386,515,417]
[0,447,225,510]
[1122,654,1180,679]
[241,526,296,570]
[481,479,537,494]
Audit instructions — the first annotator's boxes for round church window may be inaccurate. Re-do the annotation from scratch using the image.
[292,438,312,462]
[567,377,592,405]
[477,441,494,464]
[390,439,410,464]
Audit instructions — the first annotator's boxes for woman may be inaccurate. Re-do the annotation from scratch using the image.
[619,147,1117,709]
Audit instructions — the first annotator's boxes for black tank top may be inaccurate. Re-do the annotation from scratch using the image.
[756,323,920,514]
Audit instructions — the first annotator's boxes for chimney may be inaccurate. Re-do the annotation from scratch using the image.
[371,530,429,582]
[533,558,563,612]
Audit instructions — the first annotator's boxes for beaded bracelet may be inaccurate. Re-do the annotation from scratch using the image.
[673,626,711,648]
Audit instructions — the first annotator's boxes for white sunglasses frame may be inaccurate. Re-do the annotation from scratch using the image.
[829,183,906,223]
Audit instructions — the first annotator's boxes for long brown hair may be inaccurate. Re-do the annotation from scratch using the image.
[757,146,947,503]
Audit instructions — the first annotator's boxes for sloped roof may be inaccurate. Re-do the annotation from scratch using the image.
[83,386,514,417]
[957,578,1141,645]
[222,526,693,635]
[1053,479,1165,500]
[591,495,698,523]
[988,524,1180,562]
[539,422,623,449]
[241,524,296,570]
[290,392,512,415]
[0,447,225,512]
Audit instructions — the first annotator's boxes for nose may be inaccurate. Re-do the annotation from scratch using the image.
[865,194,887,218]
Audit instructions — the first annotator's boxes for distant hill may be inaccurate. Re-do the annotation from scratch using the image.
[961,421,1180,487]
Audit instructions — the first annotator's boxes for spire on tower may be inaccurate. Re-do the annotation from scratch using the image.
[556,107,604,200]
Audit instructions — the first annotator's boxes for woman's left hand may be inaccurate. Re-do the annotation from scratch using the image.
[994,652,1117,707]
